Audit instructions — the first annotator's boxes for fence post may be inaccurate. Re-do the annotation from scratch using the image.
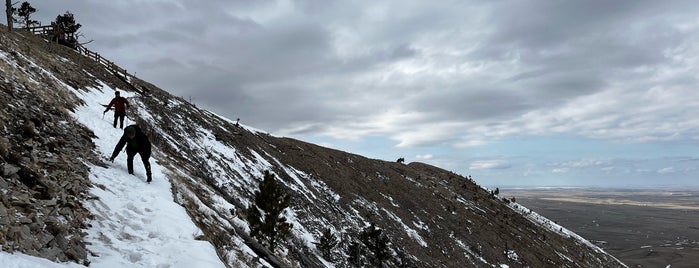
[27,29,136,83]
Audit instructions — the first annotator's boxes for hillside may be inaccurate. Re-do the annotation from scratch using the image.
[0,26,626,267]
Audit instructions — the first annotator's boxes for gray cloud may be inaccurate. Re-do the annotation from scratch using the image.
[30,0,699,149]
[469,160,512,170]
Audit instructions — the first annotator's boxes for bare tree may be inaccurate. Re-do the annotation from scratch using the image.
[5,0,13,32]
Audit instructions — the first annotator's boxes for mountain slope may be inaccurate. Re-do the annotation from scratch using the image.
[0,26,626,267]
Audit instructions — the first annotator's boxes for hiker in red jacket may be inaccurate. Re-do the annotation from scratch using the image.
[104,91,129,129]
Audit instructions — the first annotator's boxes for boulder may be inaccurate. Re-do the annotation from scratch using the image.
[2,163,20,177]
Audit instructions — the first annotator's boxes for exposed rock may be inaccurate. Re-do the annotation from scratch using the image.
[22,121,38,138]
[44,199,57,206]
[2,163,20,177]
[39,246,62,261]
[0,28,101,264]
[0,136,10,158]
[0,205,8,226]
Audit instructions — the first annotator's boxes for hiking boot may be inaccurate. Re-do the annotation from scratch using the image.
[146,174,152,183]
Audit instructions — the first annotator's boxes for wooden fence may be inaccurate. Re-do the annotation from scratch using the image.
[25,25,53,36]
[23,25,135,81]
[77,46,132,80]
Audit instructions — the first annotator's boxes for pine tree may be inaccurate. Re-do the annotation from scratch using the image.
[360,222,391,266]
[346,239,366,267]
[54,11,81,39]
[315,228,338,260]
[246,170,292,252]
[14,2,37,29]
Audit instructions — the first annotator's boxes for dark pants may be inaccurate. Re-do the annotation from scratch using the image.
[127,149,152,181]
[114,111,126,129]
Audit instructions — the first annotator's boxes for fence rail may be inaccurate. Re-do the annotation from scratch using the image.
[76,45,131,79]
[22,25,52,35]
[22,25,135,81]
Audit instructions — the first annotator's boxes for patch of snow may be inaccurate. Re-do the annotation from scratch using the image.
[318,257,336,268]
[412,220,429,232]
[285,209,317,249]
[382,209,427,247]
[309,178,341,202]
[556,251,573,263]
[353,198,380,215]
[381,193,400,207]
[452,235,487,265]
[0,251,83,268]
[276,162,317,200]
[506,249,519,262]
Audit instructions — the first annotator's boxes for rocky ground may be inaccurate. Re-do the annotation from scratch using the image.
[0,26,133,264]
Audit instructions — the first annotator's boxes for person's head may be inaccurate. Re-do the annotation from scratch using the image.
[125,126,136,139]
[115,91,120,96]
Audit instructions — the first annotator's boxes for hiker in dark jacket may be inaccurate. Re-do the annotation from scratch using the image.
[109,125,152,182]
[104,91,129,129]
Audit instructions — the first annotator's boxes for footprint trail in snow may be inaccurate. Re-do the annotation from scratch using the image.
[72,85,225,268]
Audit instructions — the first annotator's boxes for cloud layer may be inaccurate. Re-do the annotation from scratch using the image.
[32,1,699,186]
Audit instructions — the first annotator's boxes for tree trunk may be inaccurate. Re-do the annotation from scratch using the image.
[5,0,12,32]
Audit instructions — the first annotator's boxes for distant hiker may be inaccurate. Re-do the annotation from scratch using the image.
[109,125,152,183]
[104,91,129,129]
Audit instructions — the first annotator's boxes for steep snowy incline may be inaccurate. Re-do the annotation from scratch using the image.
[70,84,225,268]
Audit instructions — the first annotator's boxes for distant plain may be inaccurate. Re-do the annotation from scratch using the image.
[501,188,699,268]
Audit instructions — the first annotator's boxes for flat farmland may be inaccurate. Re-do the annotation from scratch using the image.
[502,188,699,268]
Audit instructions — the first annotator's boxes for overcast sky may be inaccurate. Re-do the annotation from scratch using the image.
[34,0,699,187]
